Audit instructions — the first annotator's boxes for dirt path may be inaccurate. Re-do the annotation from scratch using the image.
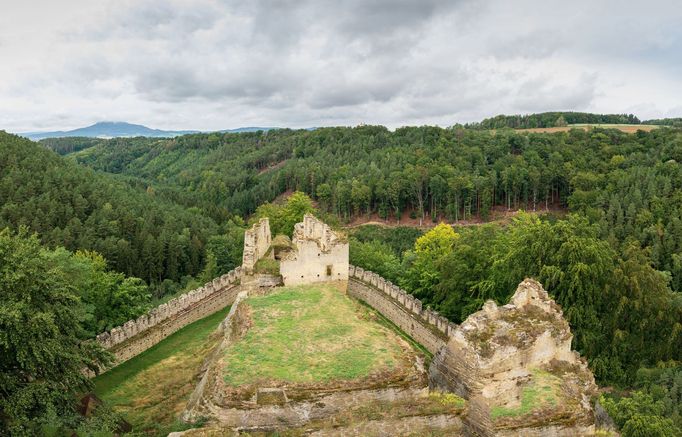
[345,206,567,229]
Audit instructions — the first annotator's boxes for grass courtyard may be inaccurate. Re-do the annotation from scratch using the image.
[92,307,230,435]
[222,283,411,387]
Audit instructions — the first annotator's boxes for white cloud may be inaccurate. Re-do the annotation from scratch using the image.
[0,0,680,132]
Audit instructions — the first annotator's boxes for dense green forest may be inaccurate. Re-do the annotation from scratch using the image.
[466,111,641,129]
[2,120,682,436]
[40,136,103,155]
[57,126,682,295]
[0,228,120,435]
[0,132,228,289]
[645,118,682,127]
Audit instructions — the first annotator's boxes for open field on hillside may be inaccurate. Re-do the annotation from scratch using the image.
[222,284,411,387]
[93,307,230,435]
[517,124,659,133]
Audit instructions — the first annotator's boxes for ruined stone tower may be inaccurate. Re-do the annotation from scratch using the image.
[241,218,272,274]
[279,214,349,286]
[240,214,349,286]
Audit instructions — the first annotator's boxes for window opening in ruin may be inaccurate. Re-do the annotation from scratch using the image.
[326,265,332,276]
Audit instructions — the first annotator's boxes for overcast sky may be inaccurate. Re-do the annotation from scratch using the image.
[1,0,681,132]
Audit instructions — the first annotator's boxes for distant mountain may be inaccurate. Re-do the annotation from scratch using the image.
[17,122,306,140]
[20,122,199,140]
[219,127,279,133]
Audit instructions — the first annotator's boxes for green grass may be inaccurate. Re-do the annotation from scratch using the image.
[222,284,407,386]
[92,306,230,435]
[357,299,433,363]
[490,369,560,419]
[253,257,280,275]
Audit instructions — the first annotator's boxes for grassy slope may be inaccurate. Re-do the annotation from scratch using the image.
[93,307,230,435]
[223,284,406,386]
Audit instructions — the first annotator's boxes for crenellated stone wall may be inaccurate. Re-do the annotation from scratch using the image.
[242,218,272,274]
[347,265,454,354]
[280,214,349,286]
[95,267,243,369]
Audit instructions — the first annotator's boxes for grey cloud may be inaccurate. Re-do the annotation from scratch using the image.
[1,0,681,131]
[130,59,298,104]
[490,30,566,60]
[513,73,597,112]
[76,0,221,40]
[307,77,402,109]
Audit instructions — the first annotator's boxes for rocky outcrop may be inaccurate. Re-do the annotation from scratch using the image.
[429,279,598,436]
[183,290,250,422]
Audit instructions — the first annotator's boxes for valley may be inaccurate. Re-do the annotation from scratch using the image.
[1,114,681,436]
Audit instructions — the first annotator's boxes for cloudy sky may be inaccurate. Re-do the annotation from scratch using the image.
[1,0,681,132]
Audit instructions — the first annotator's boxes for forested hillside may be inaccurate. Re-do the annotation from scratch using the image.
[3,123,682,435]
[63,126,682,293]
[468,111,641,129]
[0,132,222,288]
[645,117,682,127]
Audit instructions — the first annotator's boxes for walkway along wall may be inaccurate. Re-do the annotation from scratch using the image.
[347,265,455,354]
[95,267,243,369]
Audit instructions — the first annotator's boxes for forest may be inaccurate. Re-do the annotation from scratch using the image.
[467,111,641,129]
[53,125,682,295]
[1,120,682,436]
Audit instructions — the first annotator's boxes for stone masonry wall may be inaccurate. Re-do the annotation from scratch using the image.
[242,218,272,274]
[280,214,349,286]
[347,265,453,354]
[95,267,243,368]
[428,279,598,436]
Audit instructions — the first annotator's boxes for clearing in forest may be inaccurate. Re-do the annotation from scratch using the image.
[517,124,659,134]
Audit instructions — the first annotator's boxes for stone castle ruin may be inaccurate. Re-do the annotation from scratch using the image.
[241,218,272,274]
[279,214,349,285]
[240,213,349,286]
[429,279,598,436]
[94,215,602,436]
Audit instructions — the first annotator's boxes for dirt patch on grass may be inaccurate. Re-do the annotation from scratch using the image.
[345,205,567,229]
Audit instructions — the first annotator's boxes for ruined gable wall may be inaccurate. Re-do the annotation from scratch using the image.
[280,215,348,286]
[347,265,453,354]
[281,239,348,286]
[242,218,272,274]
[95,268,243,369]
